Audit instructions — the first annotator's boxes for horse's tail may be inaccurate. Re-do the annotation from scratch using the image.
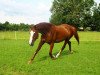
[74,31,79,44]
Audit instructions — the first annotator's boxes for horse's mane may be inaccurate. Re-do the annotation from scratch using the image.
[34,22,53,34]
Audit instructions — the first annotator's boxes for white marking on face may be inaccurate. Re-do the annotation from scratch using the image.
[29,31,35,45]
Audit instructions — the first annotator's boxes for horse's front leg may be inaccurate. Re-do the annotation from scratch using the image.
[28,40,45,64]
[49,43,56,59]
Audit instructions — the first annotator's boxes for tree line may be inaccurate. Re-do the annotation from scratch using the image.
[50,0,100,31]
[0,21,30,31]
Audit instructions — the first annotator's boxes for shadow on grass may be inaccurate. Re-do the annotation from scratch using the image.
[38,50,78,62]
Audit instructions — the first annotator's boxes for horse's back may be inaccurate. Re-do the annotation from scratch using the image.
[55,25,69,35]
[61,24,77,31]
[53,24,77,42]
[55,24,77,34]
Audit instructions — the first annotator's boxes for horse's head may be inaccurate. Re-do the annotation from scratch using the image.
[29,25,39,46]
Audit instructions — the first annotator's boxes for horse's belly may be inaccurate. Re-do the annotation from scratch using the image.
[55,35,68,43]
[55,39,65,43]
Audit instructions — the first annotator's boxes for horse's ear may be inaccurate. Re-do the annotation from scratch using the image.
[29,24,34,29]
[34,25,37,30]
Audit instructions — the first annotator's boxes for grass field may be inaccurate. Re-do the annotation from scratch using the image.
[0,31,100,75]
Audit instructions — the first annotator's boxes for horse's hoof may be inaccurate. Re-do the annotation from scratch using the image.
[52,57,56,60]
[53,55,56,58]
[51,55,56,60]
[28,60,32,64]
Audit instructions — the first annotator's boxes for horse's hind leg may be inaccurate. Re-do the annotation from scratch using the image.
[49,43,56,59]
[56,40,67,58]
[68,41,73,53]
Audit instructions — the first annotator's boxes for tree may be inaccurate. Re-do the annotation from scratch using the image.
[3,21,10,30]
[92,3,100,31]
[50,0,94,28]
[0,23,4,30]
[19,23,29,31]
[0,22,30,31]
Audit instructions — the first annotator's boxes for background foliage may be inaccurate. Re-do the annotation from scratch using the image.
[0,0,100,31]
[50,0,100,31]
[0,21,30,31]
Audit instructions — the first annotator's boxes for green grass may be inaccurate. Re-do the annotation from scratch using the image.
[0,31,100,75]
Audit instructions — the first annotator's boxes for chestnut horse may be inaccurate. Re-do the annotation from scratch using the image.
[28,22,79,64]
